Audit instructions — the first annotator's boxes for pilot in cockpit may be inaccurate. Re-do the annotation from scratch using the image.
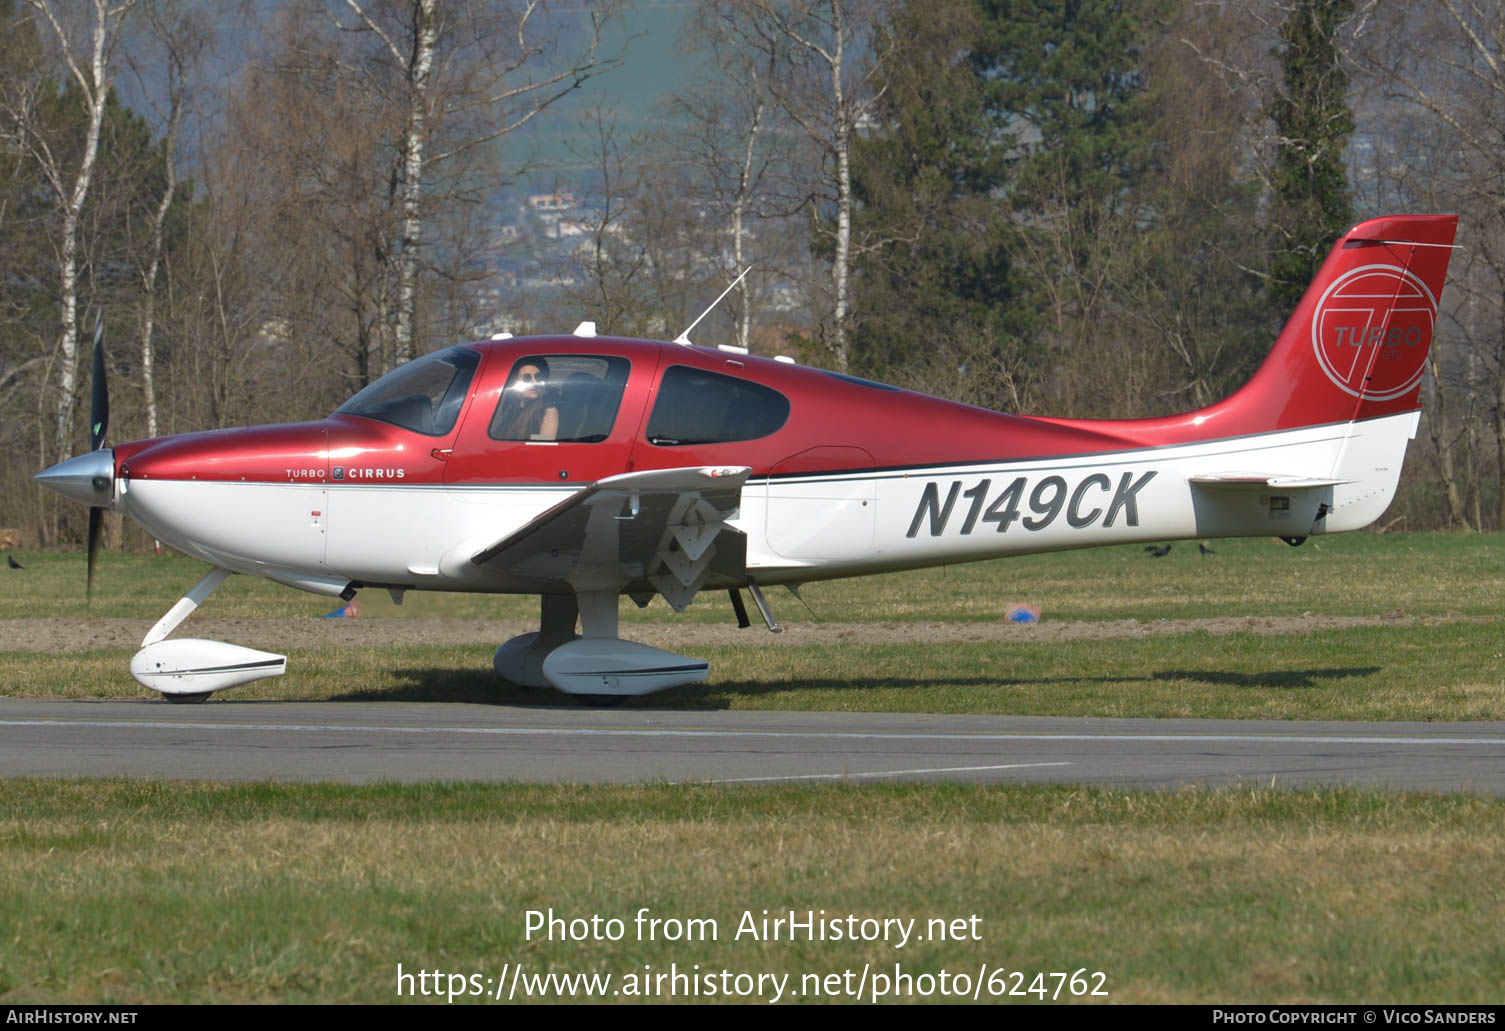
[493,357,559,441]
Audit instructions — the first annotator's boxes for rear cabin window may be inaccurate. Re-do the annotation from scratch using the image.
[335,346,479,436]
[645,365,790,446]
[489,354,630,443]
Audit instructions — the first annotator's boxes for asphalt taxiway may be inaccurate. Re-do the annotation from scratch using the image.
[2,700,1502,793]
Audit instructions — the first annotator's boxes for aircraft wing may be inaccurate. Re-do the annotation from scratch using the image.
[469,465,751,609]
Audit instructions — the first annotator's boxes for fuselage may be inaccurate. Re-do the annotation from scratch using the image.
[103,334,1419,598]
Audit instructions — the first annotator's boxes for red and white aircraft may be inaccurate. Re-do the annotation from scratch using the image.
[37,214,1457,703]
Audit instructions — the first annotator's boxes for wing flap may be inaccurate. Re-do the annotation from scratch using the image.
[470,466,751,603]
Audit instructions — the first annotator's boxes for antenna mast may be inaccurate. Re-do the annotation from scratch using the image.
[673,267,752,347]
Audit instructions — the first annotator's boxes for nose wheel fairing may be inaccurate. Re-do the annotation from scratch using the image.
[129,567,288,700]
[130,638,287,697]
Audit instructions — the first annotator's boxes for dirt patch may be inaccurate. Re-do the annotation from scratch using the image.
[0,612,1473,654]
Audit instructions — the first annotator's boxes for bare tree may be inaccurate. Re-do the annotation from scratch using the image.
[669,5,795,352]
[1111,8,1272,413]
[1352,0,1505,528]
[547,106,655,336]
[718,0,901,371]
[324,0,621,367]
[126,0,204,440]
[4,0,137,464]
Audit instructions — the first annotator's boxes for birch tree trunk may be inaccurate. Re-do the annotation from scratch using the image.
[727,0,895,372]
[136,5,194,441]
[393,0,436,367]
[828,2,851,370]
[337,0,610,368]
[732,95,764,353]
[28,0,137,462]
[832,115,851,370]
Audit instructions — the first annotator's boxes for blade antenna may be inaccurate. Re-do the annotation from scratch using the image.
[673,267,751,346]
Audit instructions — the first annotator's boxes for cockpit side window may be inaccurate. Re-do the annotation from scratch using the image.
[645,365,790,446]
[335,346,480,436]
[489,355,631,443]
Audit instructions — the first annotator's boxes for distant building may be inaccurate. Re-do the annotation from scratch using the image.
[528,192,576,212]
[477,310,526,339]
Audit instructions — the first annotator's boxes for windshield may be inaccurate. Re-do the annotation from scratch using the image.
[335,347,480,436]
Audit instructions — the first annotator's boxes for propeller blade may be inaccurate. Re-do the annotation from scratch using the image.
[87,506,102,604]
[90,311,108,451]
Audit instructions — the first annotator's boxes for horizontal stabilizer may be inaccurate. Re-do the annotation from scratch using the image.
[1189,473,1352,491]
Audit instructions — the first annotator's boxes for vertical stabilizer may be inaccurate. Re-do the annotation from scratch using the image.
[1218,214,1457,436]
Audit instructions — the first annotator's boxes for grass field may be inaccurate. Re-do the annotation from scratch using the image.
[6,529,1503,623]
[3,621,1501,720]
[2,532,1504,1004]
[2,781,1503,1005]
[2,531,1501,720]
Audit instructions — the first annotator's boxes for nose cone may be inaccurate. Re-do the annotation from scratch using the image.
[35,449,114,508]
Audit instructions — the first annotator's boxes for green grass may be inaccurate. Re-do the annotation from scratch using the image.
[6,529,1504,622]
[4,535,1505,1004]
[1,780,1502,1004]
[4,620,1502,720]
[3,531,1503,719]
[677,624,1505,720]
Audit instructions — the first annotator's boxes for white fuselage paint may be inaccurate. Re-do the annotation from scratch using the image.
[117,412,1418,594]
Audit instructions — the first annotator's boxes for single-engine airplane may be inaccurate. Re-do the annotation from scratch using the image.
[36,214,1458,704]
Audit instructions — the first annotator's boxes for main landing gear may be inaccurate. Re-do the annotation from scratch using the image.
[493,591,710,702]
[494,579,790,704]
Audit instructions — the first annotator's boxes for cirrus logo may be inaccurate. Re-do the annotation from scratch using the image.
[1311,264,1437,401]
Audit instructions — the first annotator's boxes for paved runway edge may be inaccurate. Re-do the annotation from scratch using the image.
[3,700,1503,793]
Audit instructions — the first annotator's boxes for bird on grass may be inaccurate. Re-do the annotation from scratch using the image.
[1199,542,1216,556]
[6,555,22,570]
[1144,544,1172,558]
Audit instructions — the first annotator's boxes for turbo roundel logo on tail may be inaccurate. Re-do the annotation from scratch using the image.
[1312,264,1437,402]
[1184,214,1459,440]
[1030,215,1459,447]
